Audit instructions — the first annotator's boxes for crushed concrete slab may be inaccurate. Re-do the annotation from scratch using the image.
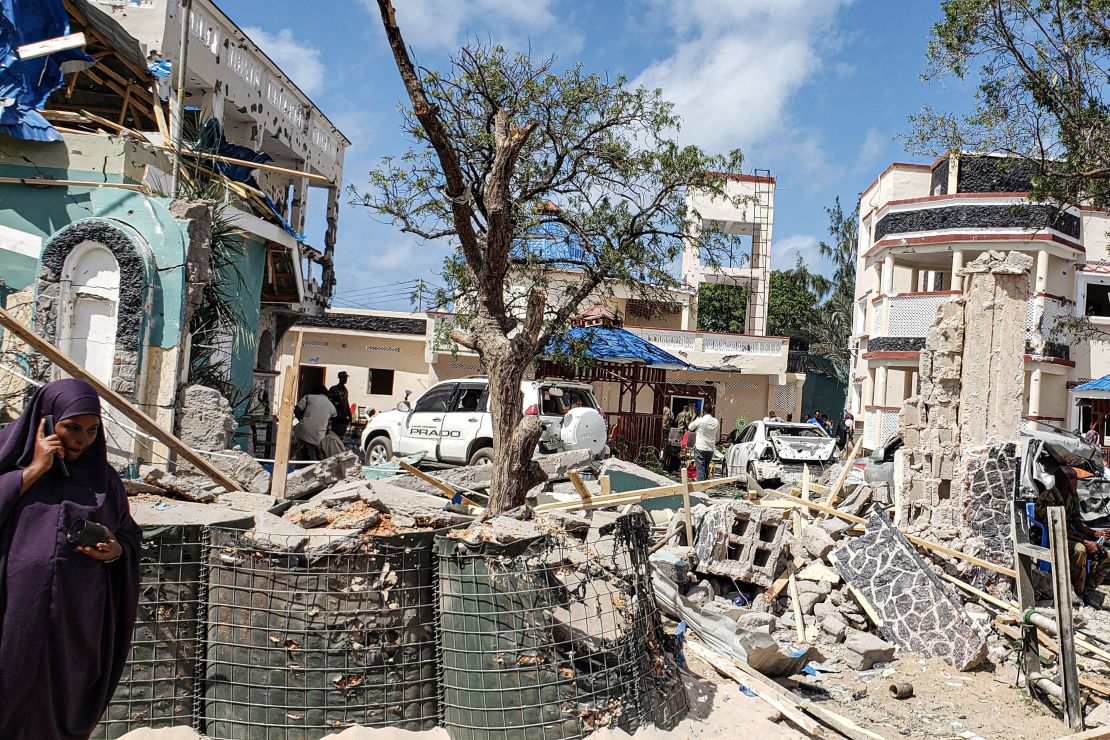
[798,562,841,584]
[843,629,896,670]
[243,511,310,552]
[1087,702,1110,728]
[175,384,237,451]
[453,514,542,545]
[216,490,283,513]
[283,451,361,500]
[364,480,473,529]
[195,448,271,494]
[143,469,219,503]
[129,498,254,528]
[795,525,836,561]
[830,510,987,671]
[598,457,675,488]
[649,549,690,584]
[821,615,848,642]
[537,449,594,478]
[551,578,630,649]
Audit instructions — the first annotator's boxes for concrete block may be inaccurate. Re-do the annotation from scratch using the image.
[820,615,848,642]
[843,630,895,669]
[649,549,690,584]
[695,501,789,587]
[798,562,841,584]
[283,451,361,500]
[143,469,218,503]
[175,384,237,451]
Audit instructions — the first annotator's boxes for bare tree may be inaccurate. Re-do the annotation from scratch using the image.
[359,1,746,513]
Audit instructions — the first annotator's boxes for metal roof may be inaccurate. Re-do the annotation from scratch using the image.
[1075,375,1110,392]
[549,326,689,369]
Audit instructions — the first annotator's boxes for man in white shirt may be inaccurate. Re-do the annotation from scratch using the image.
[687,405,721,481]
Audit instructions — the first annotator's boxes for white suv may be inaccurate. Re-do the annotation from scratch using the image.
[360,377,607,466]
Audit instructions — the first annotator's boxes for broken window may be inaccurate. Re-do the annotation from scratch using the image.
[1085,283,1110,317]
[367,368,394,396]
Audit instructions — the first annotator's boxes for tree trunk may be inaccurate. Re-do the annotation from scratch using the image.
[480,335,546,515]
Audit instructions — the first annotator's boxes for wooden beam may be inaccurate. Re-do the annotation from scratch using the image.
[0,306,241,492]
[821,436,863,514]
[168,147,332,183]
[533,475,743,513]
[1049,506,1084,730]
[0,176,146,192]
[117,80,133,126]
[761,495,1017,578]
[150,85,169,141]
[393,457,482,509]
[567,470,592,507]
[271,332,302,497]
[680,468,695,546]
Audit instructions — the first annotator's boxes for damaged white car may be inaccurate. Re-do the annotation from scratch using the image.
[726,421,837,487]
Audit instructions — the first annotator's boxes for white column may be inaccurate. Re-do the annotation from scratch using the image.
[875,365,889,406]
[1029,368,1043,418]
[881,255,895,294]
[952,249,964,291]
[1035,249,1050,294]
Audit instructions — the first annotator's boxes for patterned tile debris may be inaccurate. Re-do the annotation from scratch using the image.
[960,443,1017,596]
[829,509,987,671]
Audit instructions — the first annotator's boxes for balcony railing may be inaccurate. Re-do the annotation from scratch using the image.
[870,291,960,339]
[628,327,785,357]
[863,405,900,449]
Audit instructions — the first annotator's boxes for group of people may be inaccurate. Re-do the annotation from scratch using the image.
[291,372,354,461]
[804,408,856,452]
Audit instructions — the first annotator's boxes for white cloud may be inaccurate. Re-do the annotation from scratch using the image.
[634,0,852,154]
[773,234,822,270]
[242,27,326,96]
[854,127,887,175]
[359,0,566,53]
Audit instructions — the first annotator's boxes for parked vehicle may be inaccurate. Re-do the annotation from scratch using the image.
[360,377,607,467]
[725,420,837,488]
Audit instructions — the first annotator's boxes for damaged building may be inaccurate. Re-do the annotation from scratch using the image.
[0,0,349,459]
[850,152,1110,449]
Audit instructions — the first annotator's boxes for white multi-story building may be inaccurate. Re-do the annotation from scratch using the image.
[849,153,1110,450]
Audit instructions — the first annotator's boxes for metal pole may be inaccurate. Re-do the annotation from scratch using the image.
[170,0,192,198]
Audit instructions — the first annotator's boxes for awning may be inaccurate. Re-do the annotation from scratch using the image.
[548,326,689,369]
[1075,375,1110,392]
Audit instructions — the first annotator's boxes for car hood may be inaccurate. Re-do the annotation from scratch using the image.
[771,435,837,462]
[369,409,406,427]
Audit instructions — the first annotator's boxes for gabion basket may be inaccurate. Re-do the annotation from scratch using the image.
[437,512,687,739]
[202,527,443,739]
[93,525,210,739]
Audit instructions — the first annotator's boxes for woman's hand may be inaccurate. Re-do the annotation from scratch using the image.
[78,532,122,562]
[20,419,64,492]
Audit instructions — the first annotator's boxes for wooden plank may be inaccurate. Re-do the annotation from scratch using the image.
[1049,506,1085,730]
[150,85,169,141]
[0,176,146,192]
[393,457,482,509]
[760,495,1016,578]
[600,474,612,498]
[166,146,331,183]
[117,80,133,126]
[270,332,302,497]
[821,436,863,514]
[567,470,592,507]
[789,506,807,643]
[0,306,241,491]
[685,641,887,740]
[683,642,829,738]
[533,476,748,514]
[994,621,1110,698]
[680,468,695,546]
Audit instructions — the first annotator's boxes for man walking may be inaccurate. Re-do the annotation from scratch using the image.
[688,404,720,482]
[329,371,352,437]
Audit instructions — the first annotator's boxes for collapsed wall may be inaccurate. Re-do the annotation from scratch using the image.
[895,251,1031,586]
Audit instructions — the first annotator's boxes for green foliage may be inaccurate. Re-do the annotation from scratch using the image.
[909,0,1110,207]
[697,283,749,333]
[353,43,747,349]
[768,262,819,343]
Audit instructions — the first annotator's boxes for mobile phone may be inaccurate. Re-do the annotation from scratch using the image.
[67,519,112,547]
[41,415,69,477]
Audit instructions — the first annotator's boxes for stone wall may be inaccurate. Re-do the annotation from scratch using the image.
[896,251,1031,543]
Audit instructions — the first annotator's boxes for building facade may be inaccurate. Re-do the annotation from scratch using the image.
[0,0,347,461]
[849,153,1110,449]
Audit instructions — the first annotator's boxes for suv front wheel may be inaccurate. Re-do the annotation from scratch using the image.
[364,436,393,467]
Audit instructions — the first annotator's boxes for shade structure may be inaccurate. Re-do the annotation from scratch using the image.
[1076,375,1110,393]
[547,326,689,369]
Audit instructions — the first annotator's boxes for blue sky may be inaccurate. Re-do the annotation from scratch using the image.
[226,0,975,311]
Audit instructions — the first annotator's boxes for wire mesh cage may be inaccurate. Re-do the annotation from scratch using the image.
[437,511,688,740]
[92,525,208,739]
[201,526,443,739]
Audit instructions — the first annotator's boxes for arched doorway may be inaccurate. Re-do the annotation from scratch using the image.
[59,241,120,386]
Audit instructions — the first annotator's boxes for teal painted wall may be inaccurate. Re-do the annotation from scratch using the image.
[0,163,191,349]
[226,237,265,408]
[801,373,847,421]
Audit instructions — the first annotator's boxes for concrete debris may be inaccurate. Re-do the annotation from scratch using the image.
[797,562,841,584]
[820,615,848,642]
[794,525,836,561]
[175,384,237,451]
[649,549,691,585]
[143,469,219,503]
[830,510,987,671]
[283,451,361,500]
[692,500,789,587]
[1087,702,1110,728]
[243,510,310,552]
[453,514,542,545]
[843,629,896,670]
[598,457,675,488]
[685,578,716,606]
[734,610,777,634]
[537,448,594,478]
[196,448,271,494]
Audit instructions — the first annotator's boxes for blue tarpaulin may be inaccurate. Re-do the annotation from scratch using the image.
[0,0,93,142]
[1076,375,1110,392]
[548,326,688,368]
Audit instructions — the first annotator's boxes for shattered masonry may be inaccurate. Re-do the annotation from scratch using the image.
[831,510,987,672]
[692,501,789,587]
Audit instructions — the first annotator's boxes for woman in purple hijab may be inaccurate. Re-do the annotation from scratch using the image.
[0,378,141,739]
